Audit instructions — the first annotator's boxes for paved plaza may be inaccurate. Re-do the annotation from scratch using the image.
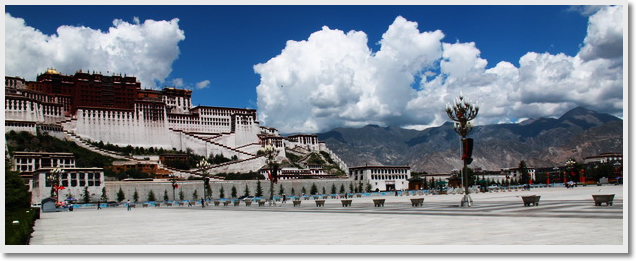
[23,185,625,252]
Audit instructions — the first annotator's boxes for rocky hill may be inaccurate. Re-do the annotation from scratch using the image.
[318,107,623,173]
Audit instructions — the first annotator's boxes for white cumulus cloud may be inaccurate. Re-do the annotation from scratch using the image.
[195,80,210,89]
[255,6,623,133]
[5,13,185,89]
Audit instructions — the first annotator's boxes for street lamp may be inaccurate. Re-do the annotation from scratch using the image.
[565,159,576,184]
[259,145,279,202]
[48,168,65,204]
[446,94,479,207]
[169,174,178,201]
[197,159,211,201]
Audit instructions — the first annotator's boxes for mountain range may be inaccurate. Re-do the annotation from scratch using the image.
[317,107,623,173]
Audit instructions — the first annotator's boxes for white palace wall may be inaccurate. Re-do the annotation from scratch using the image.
[75,108,172,149]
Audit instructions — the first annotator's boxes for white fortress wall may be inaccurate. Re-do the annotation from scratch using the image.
[5,97,65,124]
[319,143,349,174]
[75,108,173,149]
[206,156,267,174]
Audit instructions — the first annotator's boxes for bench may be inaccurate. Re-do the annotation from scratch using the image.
[315,199,325,207]
[223,201,231,206]
[521,195,541,206]
[592,194,615,206]
[214,200,221,206]
[293,200,302,207]
[341,199,352,207]
[410,198,424,207]
[258,200,266,207]
[373,199,385,207]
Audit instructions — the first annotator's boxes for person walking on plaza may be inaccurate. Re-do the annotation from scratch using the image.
[97,201,102,210]
[127,200,131,211]
[282,194,286,203]
[201,198,205,208]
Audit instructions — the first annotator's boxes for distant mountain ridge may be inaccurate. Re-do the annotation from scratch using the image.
[318,107,623,173]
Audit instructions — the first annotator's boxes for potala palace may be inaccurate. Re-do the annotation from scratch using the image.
[5,69,418,204]
[5,69,349,178]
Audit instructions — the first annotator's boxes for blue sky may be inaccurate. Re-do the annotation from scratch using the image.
[5,5,624,133]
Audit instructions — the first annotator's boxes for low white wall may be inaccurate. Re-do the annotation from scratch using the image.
[104,179,364,202]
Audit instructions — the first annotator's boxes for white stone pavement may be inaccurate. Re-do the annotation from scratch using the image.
[15,185,627,253]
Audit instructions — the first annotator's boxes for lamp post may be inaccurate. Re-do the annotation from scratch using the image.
[169,174,178,201]
[446,94,479,207]
[48,168,65,204]
[565,159,576,184]
[259,145,279,202]
[197,159,211,201]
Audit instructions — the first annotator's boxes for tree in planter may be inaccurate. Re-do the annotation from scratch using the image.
[331,184,337,194]
[231,186,237,198]
[219,186,225,199]
[322,187,326,195]
[279,184,285,195]
[163,189,169,201]
[192,189,199,201]
[349,183,354,194]
[291,187,295,196]
[244,184,250,197]
[301,186,307,195]
[179,189,185,201]
[310,183,318,195]
[133,189,139,202]
[519,160,530,185]
[255,181,263,197]
[357,182,363,193]
[339,184,346,194]
[100,187,108,201]
[147,190,156,202]
[117,187,125,202]
[366,183,372,193]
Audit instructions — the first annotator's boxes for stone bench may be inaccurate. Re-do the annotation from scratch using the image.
[592,194,615,206]
[223,201,231,206]
[373,199,385,207]
[214,200,221,206]
[293,200,302,207]
[341,199,352,207]
[522,195,541,206]
[410,198,424,207]
[315,199,325,207]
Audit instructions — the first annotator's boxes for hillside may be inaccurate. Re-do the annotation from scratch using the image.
[318,107,623,173]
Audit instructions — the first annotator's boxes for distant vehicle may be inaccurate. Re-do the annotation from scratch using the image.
[238,196,254,201]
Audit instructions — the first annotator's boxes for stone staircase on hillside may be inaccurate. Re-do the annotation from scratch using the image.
[61,129,211,180]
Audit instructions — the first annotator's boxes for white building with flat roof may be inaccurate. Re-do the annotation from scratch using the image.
[349,165,411,191]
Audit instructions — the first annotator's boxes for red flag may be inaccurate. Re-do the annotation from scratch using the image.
[267,170,273,181]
